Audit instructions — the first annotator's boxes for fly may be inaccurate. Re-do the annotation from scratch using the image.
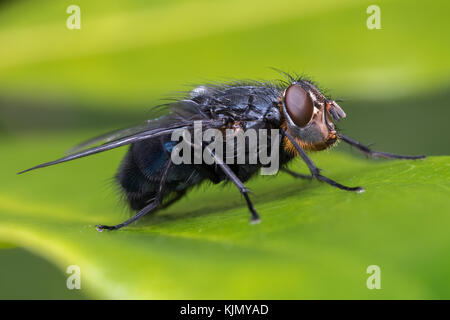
[19,73,425,231]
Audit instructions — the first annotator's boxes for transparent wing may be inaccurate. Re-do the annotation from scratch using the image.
[66,120,159,155]
[67,100,207,154]
[19,100,222,174]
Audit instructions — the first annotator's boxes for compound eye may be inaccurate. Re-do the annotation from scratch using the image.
[284,84,314,127]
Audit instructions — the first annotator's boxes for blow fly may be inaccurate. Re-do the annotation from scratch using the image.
[19,73,425,231]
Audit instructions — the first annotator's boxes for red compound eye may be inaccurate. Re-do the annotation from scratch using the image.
[284,84,314,127]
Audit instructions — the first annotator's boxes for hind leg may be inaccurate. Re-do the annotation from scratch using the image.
[158,191,186,211]
[96,161,172,231]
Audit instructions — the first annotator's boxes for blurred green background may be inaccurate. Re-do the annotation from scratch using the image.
[0,0,449,299]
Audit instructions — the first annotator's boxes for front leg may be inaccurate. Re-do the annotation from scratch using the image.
[281,129,364,193]
[338,134,426,160]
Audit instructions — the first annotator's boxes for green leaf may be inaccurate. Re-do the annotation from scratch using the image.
[0,242,15,249]
[0,0,449,300]
[1,133,449,299]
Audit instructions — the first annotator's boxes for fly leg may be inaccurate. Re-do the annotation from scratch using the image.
[281,129,363,192]
[96,199,159,231]
[96,161,172,231]
[155,191,187,213]
[338,134,426,160]
[281,168,313,180]
[220,162,260,223]
[207,147,260,223]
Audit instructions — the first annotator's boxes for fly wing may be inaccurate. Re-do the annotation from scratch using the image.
[66,121,160,155]
[19,100,223,174]
[67,100,206,154]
